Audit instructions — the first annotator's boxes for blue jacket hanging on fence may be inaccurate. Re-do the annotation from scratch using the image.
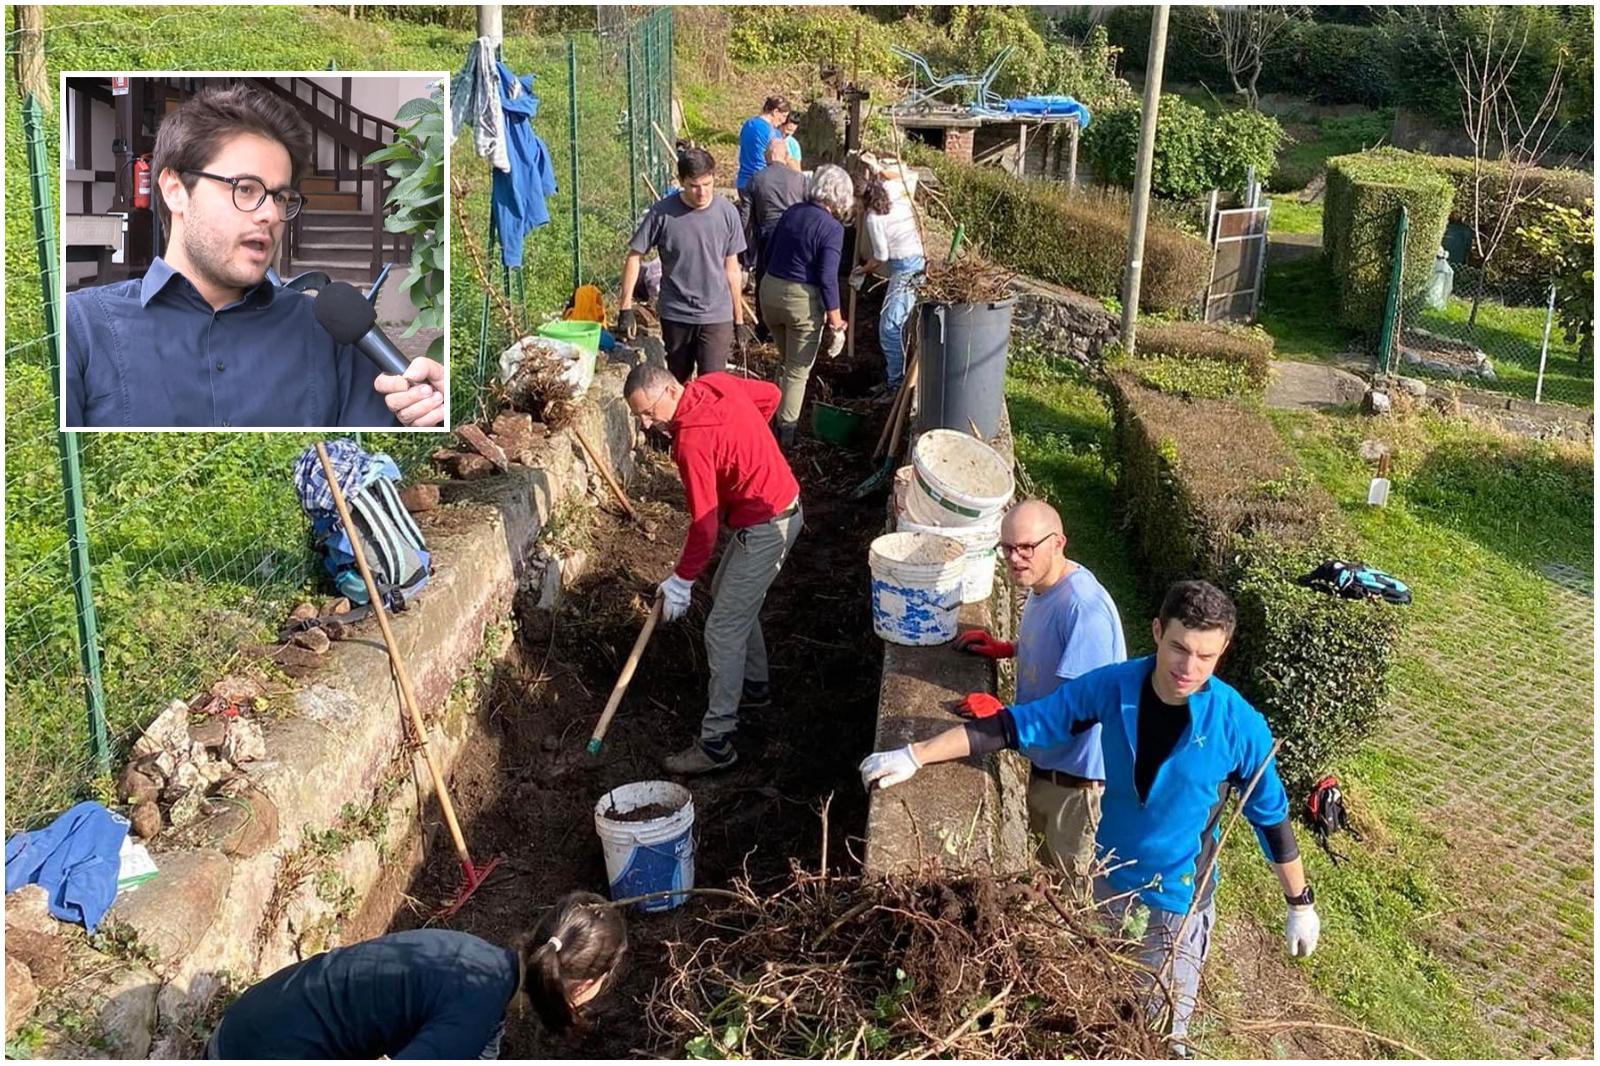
[449,42,559,268]
[5,802,129,932]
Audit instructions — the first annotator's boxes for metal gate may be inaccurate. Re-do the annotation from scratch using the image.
[1205,203,1271,323]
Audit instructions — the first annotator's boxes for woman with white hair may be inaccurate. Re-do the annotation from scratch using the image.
[757,163,853,450]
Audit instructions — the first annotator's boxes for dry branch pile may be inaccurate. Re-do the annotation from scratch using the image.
[919,257,1016,305]
[645,865,1172,1059]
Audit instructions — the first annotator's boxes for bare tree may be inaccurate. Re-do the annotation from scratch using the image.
[1199,5,1305,110]
[1438,8,1565,325]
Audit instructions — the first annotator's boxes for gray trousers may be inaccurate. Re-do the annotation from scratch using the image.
[1093,877,1215,1048]
[701,504,802,747]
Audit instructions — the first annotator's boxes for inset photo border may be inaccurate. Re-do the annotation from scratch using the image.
[59,71,450,431]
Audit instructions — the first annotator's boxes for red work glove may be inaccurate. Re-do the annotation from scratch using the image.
[953,630,1015,659]
[955,692,1005,720]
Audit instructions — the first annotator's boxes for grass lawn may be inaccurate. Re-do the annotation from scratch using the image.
[1258,254,1362,363]
[1274,110,1394,192]
[1267,197,1323,237]
[1219,405,1593,1057]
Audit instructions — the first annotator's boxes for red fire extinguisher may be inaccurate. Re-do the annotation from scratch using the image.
[132,154,151,210]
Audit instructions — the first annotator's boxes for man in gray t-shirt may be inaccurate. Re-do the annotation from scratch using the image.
[618,147,748,383]
[746,140,806,341]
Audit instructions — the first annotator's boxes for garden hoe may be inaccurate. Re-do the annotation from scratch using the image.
[586,595,664,755]
[312,443,501,921]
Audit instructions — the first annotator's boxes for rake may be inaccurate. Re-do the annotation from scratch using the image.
[313,442,501,920]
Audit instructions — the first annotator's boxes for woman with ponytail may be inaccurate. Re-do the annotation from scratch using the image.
[204,892,627,1058]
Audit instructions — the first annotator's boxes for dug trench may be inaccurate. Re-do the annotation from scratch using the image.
[348,349,894,1058]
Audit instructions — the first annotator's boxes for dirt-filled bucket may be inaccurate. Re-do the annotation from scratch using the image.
[907,430,1015,527]
[868,531,966,645]
[593,781,695,913]
[896,512,1001,604]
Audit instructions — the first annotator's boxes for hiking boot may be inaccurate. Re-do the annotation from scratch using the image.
[740,681,772,709]
[662,741,738,775]
[775,422,797,452]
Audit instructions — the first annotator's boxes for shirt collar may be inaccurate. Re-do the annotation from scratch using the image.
[140,256,277,310]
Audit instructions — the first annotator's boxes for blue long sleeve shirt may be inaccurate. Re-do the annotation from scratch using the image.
[1008,656,1294,915]
[64,258,398,428]
[761,201,844,313]
[492,62,558,267]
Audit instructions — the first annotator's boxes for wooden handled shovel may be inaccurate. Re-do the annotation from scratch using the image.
[586,597,664,755]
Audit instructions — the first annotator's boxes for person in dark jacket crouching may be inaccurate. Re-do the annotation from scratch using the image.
[205,891,626,1058]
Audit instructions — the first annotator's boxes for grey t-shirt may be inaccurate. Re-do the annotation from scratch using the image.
[628,194,746,325]
[749,165,807,240]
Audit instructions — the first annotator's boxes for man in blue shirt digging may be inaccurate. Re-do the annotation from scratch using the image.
[861,579,1321,1051]
[949,500,1125,896]
[64,84,442,429]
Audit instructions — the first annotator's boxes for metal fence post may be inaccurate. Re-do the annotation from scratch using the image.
[24,94,111,776]
[567,36,581,292]
[1535,281,1556,405]
[626,30,639,222]
[1377,205,1408,375]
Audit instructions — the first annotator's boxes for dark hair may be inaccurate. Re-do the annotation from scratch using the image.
[762,95,791,115]
[150,84,311,232]
[624,361,676,398]
[861,171,891,216]
[677,146,716,182]
[1159,580,1237,635]
[522,891,628,1034]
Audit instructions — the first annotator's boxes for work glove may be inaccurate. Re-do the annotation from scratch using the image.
[954,692,1005,720]
[1286,903,1321,958]
[658,573,693,622]
[616,307,638,341]
[859,744,922,791]
[848,267,867,291]
[953,630,1015,659]
[824,325,847,361]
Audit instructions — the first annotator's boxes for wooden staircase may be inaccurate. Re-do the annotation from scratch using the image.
[291,176,379,288]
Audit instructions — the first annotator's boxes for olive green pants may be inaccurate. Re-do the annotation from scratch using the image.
[758,274,825,428]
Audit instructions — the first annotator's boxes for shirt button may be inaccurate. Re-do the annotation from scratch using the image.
[215,360,225,372]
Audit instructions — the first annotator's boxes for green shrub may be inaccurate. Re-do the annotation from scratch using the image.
[726,6,902,77]
[1107,373,1404,790]
[919,152,1211,314]
[1513,199,1594,365]
[1322,149,1453,331]
[1129,320,1275,395]
[1120,355,1259,401]
[1086,96,1283,200]
[1294,23,1395,107]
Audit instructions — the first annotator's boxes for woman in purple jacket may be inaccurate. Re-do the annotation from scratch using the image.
[757,164,854,450]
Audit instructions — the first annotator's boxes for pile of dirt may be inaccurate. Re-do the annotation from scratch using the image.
[646,864,1171,1059]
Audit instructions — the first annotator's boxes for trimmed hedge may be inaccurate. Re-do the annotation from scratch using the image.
[1108,373,1405,791]
[1294,23,1396,107]
[1133,320,1275,394]
[920,152,1212,315]
[1323,149,1453,331]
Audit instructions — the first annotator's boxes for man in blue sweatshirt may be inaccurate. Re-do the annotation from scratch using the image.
[860,579,1321,1050]
[735,96,790,271]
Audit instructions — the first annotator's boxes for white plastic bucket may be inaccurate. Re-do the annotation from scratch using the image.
[892,465,914,519]
[593,781,695,912]
[869,531,966,645]
[908,430,1015,527]
[897,513,1001,604]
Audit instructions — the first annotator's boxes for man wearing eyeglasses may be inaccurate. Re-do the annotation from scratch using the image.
[951,499,1126,896]
[64,84,442,429]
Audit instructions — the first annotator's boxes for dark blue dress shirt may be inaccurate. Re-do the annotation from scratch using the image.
[762,201,845,313]
[64,257,400,428]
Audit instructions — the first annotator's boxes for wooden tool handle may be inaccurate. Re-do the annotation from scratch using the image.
[588,598,663,749]
[315,443,472,866]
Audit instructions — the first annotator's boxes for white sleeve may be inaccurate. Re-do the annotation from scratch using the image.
[866,213,890,263]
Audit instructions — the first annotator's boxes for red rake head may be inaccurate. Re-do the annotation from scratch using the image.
[433,855,504,921]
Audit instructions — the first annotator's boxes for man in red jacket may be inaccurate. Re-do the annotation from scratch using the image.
[624,363,804,773]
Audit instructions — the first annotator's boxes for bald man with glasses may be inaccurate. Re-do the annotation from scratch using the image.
[952,499,1126,894]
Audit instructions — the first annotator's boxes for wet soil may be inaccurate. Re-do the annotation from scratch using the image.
[351,347,899,1058]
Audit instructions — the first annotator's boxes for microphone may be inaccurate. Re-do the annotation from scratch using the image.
[313,281,410,376]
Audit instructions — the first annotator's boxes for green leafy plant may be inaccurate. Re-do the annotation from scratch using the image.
[1085,95,1283,200]
[366,89,446,363]
[1512,198,1594,365]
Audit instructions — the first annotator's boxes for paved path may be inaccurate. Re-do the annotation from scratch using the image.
[1263,359,1368,410]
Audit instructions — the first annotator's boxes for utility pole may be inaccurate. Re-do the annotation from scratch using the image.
[477,4,502,48]
[1120,4,1170,352]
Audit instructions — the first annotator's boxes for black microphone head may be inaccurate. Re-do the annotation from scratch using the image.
[313,281,378,344]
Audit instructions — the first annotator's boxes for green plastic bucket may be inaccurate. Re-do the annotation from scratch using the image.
[811,402,863,445]
[536,319,602,355]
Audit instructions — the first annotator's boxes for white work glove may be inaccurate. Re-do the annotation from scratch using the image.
[859,744,921,791]
[658,573,693,622]
[824,326,847,360]
[1286,903,1321,958]
[848,267,867,291]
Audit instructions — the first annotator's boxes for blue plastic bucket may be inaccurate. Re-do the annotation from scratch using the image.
[593,781,695,913]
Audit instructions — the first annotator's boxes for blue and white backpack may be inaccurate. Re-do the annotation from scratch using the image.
[293,439,432,615]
